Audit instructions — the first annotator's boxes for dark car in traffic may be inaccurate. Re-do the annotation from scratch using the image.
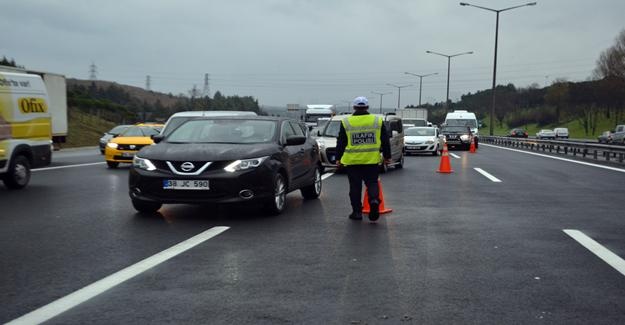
[509,128,528,138]
[441,125,474,150]
[128,117,322,215]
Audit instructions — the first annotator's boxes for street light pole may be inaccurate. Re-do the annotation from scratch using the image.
[371,91,392,114]
[386,83,412,112]
[460,1,537,136]
[404,72,438,107]
[425,50,473,114]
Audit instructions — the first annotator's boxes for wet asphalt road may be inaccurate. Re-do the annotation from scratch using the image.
[1,145,625,324]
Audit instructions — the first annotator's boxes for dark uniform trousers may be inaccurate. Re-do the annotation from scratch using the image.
[345,164,380,213]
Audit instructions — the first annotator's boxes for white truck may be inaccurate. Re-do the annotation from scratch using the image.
[304,104,335,129]
[0,66,67,146]
[396,108,429,128]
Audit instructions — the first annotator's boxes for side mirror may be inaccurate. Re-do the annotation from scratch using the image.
[151,134,164,143]
[285,135,306,146]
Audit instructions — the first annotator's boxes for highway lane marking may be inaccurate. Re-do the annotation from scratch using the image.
[474,168,502,182]
[33,162,106,172]
[563,229,625,277]
[321,172,335,180]
[481,143,625,173]
[449,153,461,159]
[6,226,230,325]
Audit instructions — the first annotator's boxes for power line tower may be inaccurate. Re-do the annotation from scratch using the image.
[89,62,97,80]
[146,75,151,91]
[203,73,210,97]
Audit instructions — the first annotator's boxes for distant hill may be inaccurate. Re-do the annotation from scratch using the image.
[67,78,183,109]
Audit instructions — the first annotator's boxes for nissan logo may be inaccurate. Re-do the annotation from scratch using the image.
[180,162,195,172]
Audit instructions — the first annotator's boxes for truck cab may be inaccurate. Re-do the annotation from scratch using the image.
[0,72,52,189]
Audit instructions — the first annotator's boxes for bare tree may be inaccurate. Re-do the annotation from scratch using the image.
[593,29,625,79]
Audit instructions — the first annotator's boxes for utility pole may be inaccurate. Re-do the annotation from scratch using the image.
[386,83,412,112]
[425,50,473,113]
[89,62,97,80]
[145,75,151,91]
[203,73,211,97]
[371,91,392,114]
[404,72,438,107]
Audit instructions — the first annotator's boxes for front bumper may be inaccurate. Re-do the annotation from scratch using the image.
[405,143,437,153]
[129,165,276,204]
[105,147,139,163]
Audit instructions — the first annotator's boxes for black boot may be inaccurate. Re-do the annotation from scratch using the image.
[348,211,363,220]
[368,200,380,222]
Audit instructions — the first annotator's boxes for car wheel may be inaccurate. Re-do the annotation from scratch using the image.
[131,199,162,214]
[396,155,404,169]
[301,167,322,200]
[107,161,119,169]
[3,155,31,189]
[265,173,287,215]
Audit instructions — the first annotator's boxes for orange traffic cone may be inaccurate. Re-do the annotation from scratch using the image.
[469,137,476,153]
[362,179,393,214]
[437,143,454,173]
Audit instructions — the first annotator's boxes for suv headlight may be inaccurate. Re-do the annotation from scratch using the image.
[107,142,118,149]
[133,156,156,171]
[460,134,470,141]
[224,156,268,173]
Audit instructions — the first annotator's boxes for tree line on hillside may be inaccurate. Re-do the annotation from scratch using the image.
[419,29,625,135]
[68,83,260,124]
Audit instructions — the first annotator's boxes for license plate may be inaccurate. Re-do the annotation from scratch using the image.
[163,179,210,190]
[407,146,417,150]
[122,152,134,158]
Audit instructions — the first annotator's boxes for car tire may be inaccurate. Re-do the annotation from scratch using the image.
[3,155,31,190]
[107,161,119,169]
[301,167,322,200]
[265,173,287,215]
[131,199,162,214]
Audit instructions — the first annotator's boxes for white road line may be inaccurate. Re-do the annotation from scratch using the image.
[6,226,230,325]
[449,153,461,159]
[474,167,502,182]
[33,162,106,172]
[481,143,625,173]
[563,229,625,277]
[321,172,334,180]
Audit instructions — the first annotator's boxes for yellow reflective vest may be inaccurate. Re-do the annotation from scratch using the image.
[340,114,383,166]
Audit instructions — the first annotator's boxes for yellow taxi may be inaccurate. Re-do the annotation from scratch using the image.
[105,123,163,168]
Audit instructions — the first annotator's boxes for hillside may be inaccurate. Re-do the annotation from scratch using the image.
[67,78,182,109]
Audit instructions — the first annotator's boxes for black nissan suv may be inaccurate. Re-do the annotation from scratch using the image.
[128,116,322,215]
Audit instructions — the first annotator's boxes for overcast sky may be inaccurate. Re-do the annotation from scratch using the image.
[2,0,624,109]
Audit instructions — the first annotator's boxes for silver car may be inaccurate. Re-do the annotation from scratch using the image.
[99,125,131,154]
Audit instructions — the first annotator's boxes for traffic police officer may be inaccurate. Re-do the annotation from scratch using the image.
[336,96,391,222]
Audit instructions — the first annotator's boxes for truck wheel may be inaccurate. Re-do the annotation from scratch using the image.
[131,199,162,214]
[3,155,31,189]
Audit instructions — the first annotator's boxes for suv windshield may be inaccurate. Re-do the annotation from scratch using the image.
[442,126,469,133]
[167,119,277,144]
[321,120,342,138]
[405,128,435,136]
[446,119,477,128]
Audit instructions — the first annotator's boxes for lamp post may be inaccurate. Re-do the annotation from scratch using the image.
[426,50,473,114]
[460,1,537,136]
[371,91,392,114]
[404,72,438,107]
[386,83,412,111]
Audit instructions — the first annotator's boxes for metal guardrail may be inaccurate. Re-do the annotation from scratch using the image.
[481,136,625,165]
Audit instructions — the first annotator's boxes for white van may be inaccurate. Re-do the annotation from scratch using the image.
[0,72,52,189]
[444,110,479,147]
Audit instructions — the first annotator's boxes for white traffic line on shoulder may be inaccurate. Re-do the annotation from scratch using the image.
[481,143,625,173]
[33,162,106,172]
[6,226,230,325]
[321,172,335,180]
[563,229,625,277]
[449,153,461,159]
[474,167,502,182]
